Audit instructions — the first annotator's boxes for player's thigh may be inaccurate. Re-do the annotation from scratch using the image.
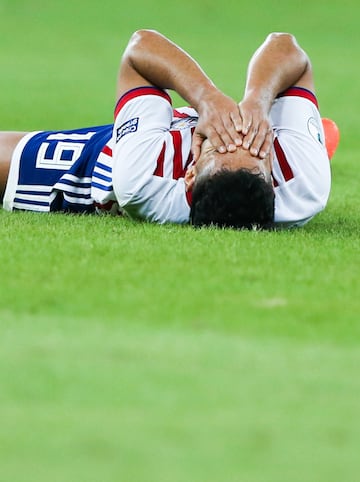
[0,131,29,198]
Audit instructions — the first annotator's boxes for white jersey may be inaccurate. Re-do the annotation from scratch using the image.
[105,85,330,227]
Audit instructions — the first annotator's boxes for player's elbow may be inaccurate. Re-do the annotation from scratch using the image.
[266,32,308,60]
[130,29,160,42]
[265,32,299,49]
[126,29,161,55]
[266,32,309,74]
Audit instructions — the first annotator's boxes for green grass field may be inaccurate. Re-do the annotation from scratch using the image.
[1,1,360,481]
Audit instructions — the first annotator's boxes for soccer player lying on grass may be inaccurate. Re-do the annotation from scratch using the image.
[0,30,335,228]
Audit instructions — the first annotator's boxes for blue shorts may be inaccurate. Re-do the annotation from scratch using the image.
[3,125,113,213]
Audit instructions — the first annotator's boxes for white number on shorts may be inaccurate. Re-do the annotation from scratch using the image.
[35,132,96,170]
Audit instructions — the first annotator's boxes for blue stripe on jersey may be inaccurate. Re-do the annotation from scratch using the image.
[16,189,51,195]
[91,181,114,191]
[56,178,92,188]
[95,161,112,173]
[14,197,49,207]
[92,171,112,183]
[62,191,92,199]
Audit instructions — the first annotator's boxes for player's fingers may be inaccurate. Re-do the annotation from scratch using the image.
[238,109,253,136]
[258,129,274,158]
[191,133,204,162]
[242,125,258,151]
[249,123,273,157]
[229,111,244,138]
[225,112,243,147]
[208,125,235,154]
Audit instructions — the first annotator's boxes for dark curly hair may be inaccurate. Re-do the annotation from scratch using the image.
[190,168,275,229]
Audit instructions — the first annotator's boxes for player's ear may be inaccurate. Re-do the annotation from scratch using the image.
[184,166,196,192]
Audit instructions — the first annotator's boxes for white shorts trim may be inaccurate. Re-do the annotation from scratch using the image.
[3,132,42,211]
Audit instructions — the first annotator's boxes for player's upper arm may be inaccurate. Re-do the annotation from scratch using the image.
[294,55,315,93]
[116,33,153,100]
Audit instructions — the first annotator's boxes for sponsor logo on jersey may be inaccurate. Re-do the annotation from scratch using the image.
[308,117,323,145]
[170,116,198,130]
[116,117,139,142]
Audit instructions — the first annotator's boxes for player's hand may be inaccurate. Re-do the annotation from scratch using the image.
[191,90,244,162]
[238,98,273,158]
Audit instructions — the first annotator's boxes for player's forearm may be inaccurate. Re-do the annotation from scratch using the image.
[243,32,309,111]
[123,29,217,109]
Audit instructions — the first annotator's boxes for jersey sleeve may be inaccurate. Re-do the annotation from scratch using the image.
[112,87,190,224]
[270,87,331,227]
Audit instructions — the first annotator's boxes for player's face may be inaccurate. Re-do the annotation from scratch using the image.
[195,139,273,183]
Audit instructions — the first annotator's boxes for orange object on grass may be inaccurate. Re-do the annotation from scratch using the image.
[322,118,340,160]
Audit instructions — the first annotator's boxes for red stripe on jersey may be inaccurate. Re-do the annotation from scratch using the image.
[186,190,192,207]
[173,109,190,118]
[114,87,172,118]
[272,175,279,187]
[171,131,185,179]
[277,87,318,108]
[274,137,294,182]
[184,127,195,169]
[102,144,112,156]
[154,142,166,177]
